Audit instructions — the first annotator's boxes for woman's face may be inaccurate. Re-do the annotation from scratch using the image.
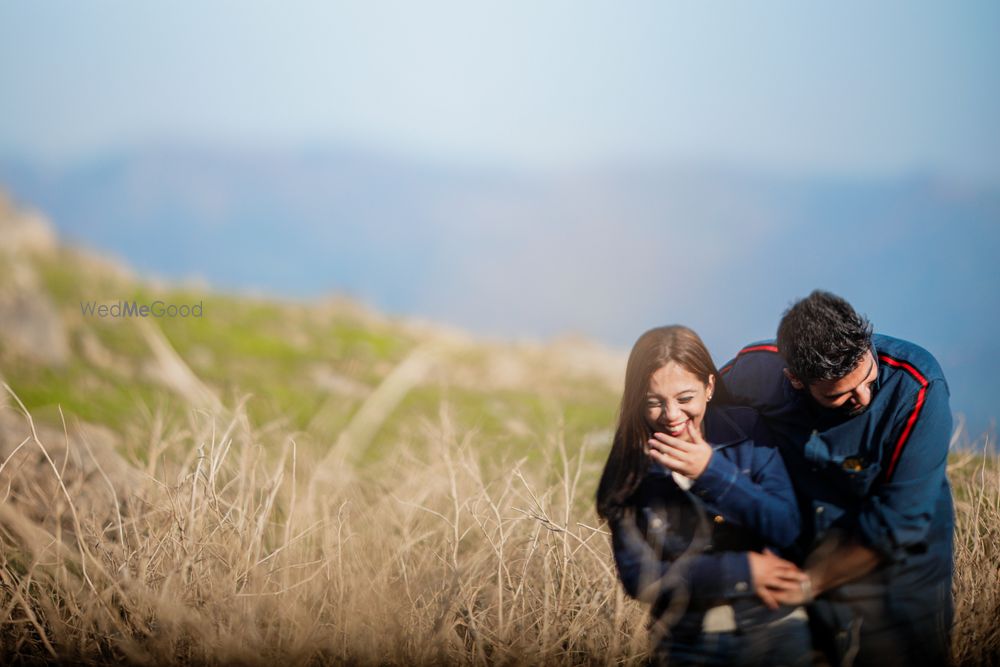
[644,361,714,442]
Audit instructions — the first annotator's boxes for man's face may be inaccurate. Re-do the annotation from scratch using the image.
[788,351,879,417]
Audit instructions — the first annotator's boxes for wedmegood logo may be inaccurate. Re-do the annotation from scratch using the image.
[79,300,204,318]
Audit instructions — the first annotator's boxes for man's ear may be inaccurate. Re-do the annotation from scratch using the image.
[783,368,805,390]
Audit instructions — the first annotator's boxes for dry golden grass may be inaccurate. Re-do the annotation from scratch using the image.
[950,443,1000,667]
[0,391,997,666]
[0,395,647,666]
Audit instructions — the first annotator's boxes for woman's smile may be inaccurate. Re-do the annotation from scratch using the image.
[663,419,688,436]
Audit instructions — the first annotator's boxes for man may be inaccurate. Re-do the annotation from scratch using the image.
[720,290,953,667]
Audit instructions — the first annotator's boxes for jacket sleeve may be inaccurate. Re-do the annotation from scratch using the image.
[718,345,785,415]
[689,436,801,549]
[854,379,952,561]
[610,511,753,603]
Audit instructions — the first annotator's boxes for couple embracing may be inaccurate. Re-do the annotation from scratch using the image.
[597,290,953,667]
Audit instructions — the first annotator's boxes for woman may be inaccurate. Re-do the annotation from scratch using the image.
[596,326,812,667]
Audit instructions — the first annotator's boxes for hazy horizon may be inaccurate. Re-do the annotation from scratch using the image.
[3,144,998,436]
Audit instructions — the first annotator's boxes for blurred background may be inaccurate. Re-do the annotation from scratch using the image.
[1,1,998,434]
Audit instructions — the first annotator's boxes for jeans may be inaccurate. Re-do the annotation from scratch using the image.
[652,615,814,667]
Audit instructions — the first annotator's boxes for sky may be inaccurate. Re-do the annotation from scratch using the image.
[2,1,999,183]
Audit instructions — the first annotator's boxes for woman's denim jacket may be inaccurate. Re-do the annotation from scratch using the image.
[609,405,801,636]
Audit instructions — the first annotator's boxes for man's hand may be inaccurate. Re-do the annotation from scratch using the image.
[802,531,882,597]
[766,533,883,606]
[647,422,713,479]
[748,549,810,610]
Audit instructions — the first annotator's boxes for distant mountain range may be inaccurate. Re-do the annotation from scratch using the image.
[2,145,998,434]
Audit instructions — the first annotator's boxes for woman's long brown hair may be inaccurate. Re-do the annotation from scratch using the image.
[595,325,724,521]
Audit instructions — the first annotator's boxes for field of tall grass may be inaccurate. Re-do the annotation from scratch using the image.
[1,383,997,666]
[0,382,648,666]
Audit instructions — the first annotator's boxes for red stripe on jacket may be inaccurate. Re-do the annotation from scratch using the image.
[720,344,779,375]
[878,353,930,481]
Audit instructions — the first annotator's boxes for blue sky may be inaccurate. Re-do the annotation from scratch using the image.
[2,1,999,183]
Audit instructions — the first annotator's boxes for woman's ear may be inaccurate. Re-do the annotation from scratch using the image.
[706,374,716,401]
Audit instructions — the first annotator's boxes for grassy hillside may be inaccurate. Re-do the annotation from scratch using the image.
[1,223,623,473]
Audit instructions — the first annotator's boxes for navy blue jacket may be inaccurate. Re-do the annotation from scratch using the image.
[719,334,954,607]
[609,404,801,635]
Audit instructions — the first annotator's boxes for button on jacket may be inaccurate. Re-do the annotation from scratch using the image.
[609,404,801,636]
[719,334,954,665]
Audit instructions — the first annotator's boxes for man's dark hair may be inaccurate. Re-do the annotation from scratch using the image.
[777,290,873,384]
